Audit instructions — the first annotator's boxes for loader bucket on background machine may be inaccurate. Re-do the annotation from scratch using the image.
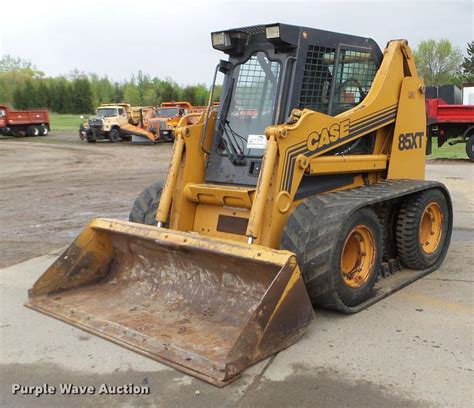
[26,218,314,386]
[120,123,157,144]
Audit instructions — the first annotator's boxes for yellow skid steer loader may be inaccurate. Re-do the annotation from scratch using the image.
[27,23,452,386]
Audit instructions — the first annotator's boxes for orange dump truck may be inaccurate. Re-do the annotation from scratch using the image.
[133,102,208,144]
[0,105,50,136]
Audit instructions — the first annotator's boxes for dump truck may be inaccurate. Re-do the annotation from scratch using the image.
[147,102,195,142]
[133,102,210,144]
[134,102,191,144]
[80,103,154,143]
[0,105,50,136]
[425,86,474,160]
[27,23,453,386]
[426,98,474,160]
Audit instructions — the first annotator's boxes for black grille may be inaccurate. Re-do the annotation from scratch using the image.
[298,45,336,113]
[88,118,103,127]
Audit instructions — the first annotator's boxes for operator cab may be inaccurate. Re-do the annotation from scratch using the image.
[206,23,382,186]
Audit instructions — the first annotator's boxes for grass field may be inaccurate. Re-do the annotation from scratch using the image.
[429,137,468,160]
[45,114,468,159]
[50,113,84,131]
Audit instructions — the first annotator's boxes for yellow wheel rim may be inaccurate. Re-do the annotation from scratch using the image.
[341,225,376,289]
[419,202,443,254]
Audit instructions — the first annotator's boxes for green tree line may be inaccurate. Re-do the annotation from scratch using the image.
[414,39,473,86]
[0,56,219,114]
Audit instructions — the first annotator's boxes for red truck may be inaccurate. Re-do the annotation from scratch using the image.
[0,105,50,137]
[426,98,474,161]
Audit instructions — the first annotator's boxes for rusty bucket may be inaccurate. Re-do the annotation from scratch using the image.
[26,219,313,386]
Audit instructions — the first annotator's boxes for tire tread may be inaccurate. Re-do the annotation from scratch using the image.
[129,182,163,225]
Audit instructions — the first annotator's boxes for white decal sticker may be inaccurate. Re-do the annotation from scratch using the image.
[247,134,267,149]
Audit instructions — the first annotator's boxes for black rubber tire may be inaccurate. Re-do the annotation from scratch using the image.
[395,189,450,270]
[27,126,39,136]
[282,204,382,310]
[38,125,48,136]
[0,127,11,136]
[108,128,120,143]
[466,134,474,161]
[376,202,399,261]
[86,130,96,143]
[129,182,163,225]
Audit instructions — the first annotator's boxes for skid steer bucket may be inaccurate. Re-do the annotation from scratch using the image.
[26,219,313,386]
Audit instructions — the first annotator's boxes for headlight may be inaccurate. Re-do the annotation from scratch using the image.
[211,31,232,51]
[265,25,280,39]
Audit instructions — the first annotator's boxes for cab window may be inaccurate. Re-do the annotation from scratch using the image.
[331,49,377,115]
[298,46,377,115]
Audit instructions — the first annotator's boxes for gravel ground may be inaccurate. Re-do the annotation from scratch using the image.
[0,131,172,268]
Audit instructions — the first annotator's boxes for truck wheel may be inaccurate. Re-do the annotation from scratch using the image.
[282,205,382,310]
[86,130,96,143]
[27,126,39,136]
[466,134,474,161]
[38,125,49,136]
[109,128,120,143]
[129,182,163,225]
[396,189,451,270]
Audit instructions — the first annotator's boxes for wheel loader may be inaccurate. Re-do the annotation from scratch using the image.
[80,103,155,143]
[26,23,453,386]
[137,101,211,144]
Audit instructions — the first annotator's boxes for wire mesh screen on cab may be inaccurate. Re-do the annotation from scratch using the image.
[299,45,377,115]
[331,49,377,115]
[299,46,336,114]
[229,53,280,129]
[225,52,281,155]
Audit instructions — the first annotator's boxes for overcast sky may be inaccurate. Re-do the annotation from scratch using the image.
[1,0,472,85]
